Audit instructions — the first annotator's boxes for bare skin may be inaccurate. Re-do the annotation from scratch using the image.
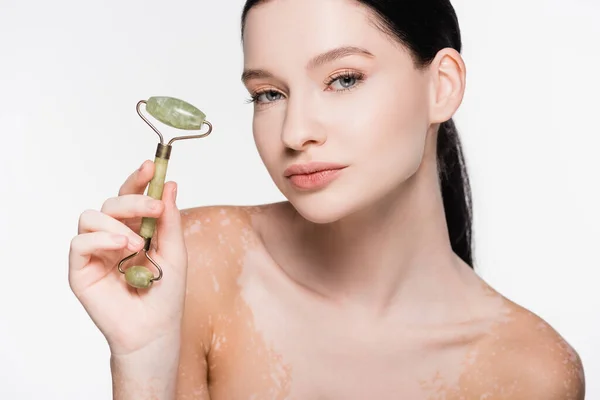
[171,0,584,398]
[70,0,584,398]
[174,204,584,400]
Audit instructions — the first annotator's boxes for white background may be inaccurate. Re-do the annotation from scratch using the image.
[1,0,598,398]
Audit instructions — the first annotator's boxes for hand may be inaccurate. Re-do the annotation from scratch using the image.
[69,160,188,356]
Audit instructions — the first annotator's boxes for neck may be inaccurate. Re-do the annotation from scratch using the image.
[260,158,474,319]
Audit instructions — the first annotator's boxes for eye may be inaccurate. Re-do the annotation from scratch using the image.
[325,71,365,92]
[257,90,283,103]
[246,89,284,105]
[245,70,366,106]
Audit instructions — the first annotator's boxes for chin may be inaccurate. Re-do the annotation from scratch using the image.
[280,170,411,226]
[291,201,350,224]
[284,188,363,225]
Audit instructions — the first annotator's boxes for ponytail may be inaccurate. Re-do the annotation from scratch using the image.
[437,119,474,268]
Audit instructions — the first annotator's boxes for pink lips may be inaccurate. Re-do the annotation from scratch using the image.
[284,162,347,190]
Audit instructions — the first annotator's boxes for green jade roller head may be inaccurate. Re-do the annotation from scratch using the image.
[117,96,213,289]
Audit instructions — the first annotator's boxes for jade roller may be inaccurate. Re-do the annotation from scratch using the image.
[117,96,213,289]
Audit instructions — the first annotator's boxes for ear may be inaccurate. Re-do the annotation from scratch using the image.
[427,48,466,123]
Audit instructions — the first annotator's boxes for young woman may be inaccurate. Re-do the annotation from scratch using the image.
[69,0,585,398]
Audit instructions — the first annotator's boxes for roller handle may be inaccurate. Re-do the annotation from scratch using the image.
[139,143,172,244]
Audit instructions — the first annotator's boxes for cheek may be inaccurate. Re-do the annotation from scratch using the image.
[346,74,430,177]
[252,111,284,173]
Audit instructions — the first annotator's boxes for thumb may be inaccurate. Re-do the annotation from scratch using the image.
[153,181,186,268]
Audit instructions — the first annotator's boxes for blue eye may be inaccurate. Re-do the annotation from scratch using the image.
[246,89,283,105]
[329,75,357,89]
[325,71,365,91]
[259,90,283,102]
[245,70,365,106]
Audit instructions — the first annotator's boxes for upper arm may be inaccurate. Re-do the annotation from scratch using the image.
[174,207,221,400]
[174,205,246,399]
[175,298,210,400]
[459,306,586,400]
[519,340,586,400]
[485,320,586,400]
[174,251,211,399]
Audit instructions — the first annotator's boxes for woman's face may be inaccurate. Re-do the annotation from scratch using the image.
[242,0,434,223]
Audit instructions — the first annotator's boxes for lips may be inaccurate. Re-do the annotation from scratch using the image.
[283,162,347,177]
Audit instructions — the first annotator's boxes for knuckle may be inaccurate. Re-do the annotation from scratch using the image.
[69,235,81,253]
[81,208,96,218]
[118,178,133,195]
[100,197,116,213]
[78,209,96,231]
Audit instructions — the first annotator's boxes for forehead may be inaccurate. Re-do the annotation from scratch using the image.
[242,0,390,66]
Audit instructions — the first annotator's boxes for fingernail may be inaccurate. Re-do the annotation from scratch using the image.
[173,185,177,202]
[138,161,145,171]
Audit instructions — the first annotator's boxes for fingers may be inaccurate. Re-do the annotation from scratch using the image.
[77,208,147,249]
[72,161,181,274]
[69,231,128,273]
[100,194,164,220]
[118,160,155,196]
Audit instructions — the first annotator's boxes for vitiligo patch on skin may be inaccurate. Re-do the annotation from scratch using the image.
[180,205,293,399]
[420,296,585,400]
[176,205,584,400]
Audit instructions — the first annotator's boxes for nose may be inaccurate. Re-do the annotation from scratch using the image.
[280,96,326,151]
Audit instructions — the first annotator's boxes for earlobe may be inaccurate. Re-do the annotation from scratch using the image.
[428,48,466,124]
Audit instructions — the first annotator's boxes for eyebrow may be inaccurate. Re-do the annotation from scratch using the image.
[241,46,374,84]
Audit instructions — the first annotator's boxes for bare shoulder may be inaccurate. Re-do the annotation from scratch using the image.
[178,202,273,314]
[460,291,586,400]
[174,202,275,398]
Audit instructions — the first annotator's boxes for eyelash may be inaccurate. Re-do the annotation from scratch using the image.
[245,70,366,106]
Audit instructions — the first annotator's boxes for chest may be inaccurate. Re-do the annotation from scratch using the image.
[207,338,475,399]
[202,262,485,400]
